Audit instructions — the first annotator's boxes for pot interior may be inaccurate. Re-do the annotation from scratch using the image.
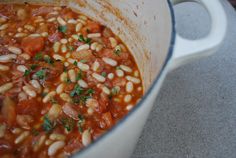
[1,0,173,93]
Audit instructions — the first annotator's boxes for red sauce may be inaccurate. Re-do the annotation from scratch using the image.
[0,3,143,158]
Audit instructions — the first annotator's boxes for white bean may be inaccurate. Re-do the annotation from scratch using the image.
[12,128,22,134]
[61,44,67,53]
[14,131,30,144]
[0,82,13,94]
[19,53,31,60]
[8,46,22,54]
[124,94,132,103]
[120,65,132,73]
[92,73,106,82]
[0,24,8,30]
[43,91,56,103]
[53,42,61,53]
[0,54,17,63]
[60,38,68,44]
[108,73,114,80]
[60,72,68,82]
[78,79,88,88]
[48,141,65,156]
[109,37,117,48]
[56,83,65,94]
[126,76,141,84]
[76,44,89,52]
[68,69,76,83]
[116,69,124,77]
[49,11,59,15]
[75,23,82,32]
[15,33,27,38]
[87,33,101,38]
[126,104,134,111]
[95,44,103,52]
[41,32,48,37]
[126,82,134,93]
[102,86,110,95]
[72,34,79,40]
[68,19,77,24]
[48,104,62,120]
[86,98,99,108]
[29,80,42,93]
[64,62,69,67]
[47,17,56,22]
[67,58,76,64]
[60,93,72,103]
[29,33,41,37]
[77,62,90,71]
[17,65,28,72]
[79,15,88,21]
[18,92,27,101]
[82,129,91,146]
[77,19,86,25]
[33,135,46,152]
[23,85,37,97]
[0,64,9,71]
[53,54,65,61]
[49,133,65,141]
[57,17,66,26]
[92,61,100,71]
[102,57,117,67]
[0,124,6,138]
[24,24,35,32]
[91,42,98,50]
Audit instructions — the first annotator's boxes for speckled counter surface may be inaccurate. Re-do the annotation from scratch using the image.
[132,1,236,158]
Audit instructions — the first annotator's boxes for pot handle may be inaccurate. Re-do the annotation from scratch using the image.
[169,0,227,71]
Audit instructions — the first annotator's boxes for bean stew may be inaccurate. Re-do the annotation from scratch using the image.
[0,3,143,158]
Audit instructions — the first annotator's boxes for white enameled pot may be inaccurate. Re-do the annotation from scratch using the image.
[3,0,227,157]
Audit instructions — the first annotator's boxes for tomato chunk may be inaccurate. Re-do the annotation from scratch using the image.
[21,37,45,56]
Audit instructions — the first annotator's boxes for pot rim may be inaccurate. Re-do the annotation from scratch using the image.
[72,0,176,157]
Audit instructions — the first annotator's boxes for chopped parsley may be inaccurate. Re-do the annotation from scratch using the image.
[73,61,78,66]
[78,114,85,133]
[86,88,94,95]
[58,25,67,33]
[34,52,43,60]
[68,45,75,51]
[61,117,75,132]
[44,55,54,64]
[70,85,84,97]
[101,72,107,77]
[31,128,39,136]
[42,115,55,133]
[111,86,120,96]
[114,45,121,56]
[35,69,46,80]
[23,69,31,77]
[76,70,83,81]
[30,64,38,70]
[78,35,92,44]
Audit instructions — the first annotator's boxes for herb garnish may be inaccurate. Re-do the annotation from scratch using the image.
[35,69,46,80]
[80,59,87,63]
[42,115,55,133]
[73,61,78,66]
[34,52,43,60]
[24,69,31,77]
[86,88,94,95]
[101,72,107,77]
[70,85,84,97]
[31,128,39,136]
[78,114,85,133]
[30,64,38,70]
[114,45,121,56]
[58,25,67,33]
[78,35,92,44]
[61,117,75,132]
[44,55,54,64]
[76,70,83,81]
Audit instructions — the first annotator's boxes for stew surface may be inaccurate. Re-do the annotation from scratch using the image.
[0,3,143,158]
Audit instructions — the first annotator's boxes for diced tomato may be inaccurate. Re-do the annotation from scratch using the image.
[72,50,94,61]
[97,92,109,113]
[62,103,79,120]
[21,37,45,56]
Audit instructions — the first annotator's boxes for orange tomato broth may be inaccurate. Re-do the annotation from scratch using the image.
[0,3,143,158]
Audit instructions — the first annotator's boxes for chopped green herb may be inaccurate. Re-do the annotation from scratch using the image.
[68,45,75,51]
[70,85,84,97]
[76,70,83,81]
[114,45,121,56]
[80,59,87,63]
[73,61,78,66]
[58,25,67,33]
[23,69,31,77]
[42,115,54,133]
[35,69,46,80]
[34,52,43,60]
[44,55,54,64]
[86,28,90,33]
[80,95,90,104]
[65,78,71,84]
[78,34,92,44]
[86,88,94,95]
[61,117,75,132]
[77,114,85,133]
[111,86,120,96]
[116,66,121,70]
[30,64,38,70]
[50,98,57,104]
[31,128,39,136]
[101,72,107,77]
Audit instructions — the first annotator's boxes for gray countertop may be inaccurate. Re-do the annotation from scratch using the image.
[132,1,236,158]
